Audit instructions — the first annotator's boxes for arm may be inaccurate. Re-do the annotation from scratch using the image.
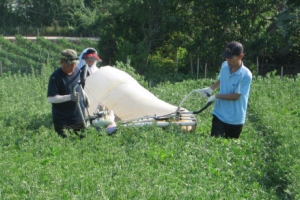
[215,71,252,101]
[47,95,71,103]
[211,80,240,101]
[210,80,220,90]
[215,93,240,101]
[47,72,80,103]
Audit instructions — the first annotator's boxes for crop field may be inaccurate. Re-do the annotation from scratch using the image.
[0,36,299,199]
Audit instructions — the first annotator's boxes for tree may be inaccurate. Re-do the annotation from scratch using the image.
[267,5,300,63]
[0,0,26,30]
[98,0,287,73]
[98,0,194,74]
[187,0,284,69]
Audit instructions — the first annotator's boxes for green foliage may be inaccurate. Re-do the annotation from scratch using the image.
[55,38,80,51]
[277,7,300,57]
[248,75,300,198]
[0,36,99,75]
[114,60,148,88]
[0,0,104,36]
[97,0,293,73]
[36,36,65,56]
[148,52,175,75]
[1,69,300,198]
[0,1,27,32]
[2,1,299,76]
[78,38,100,48]
[71,8,97,30]
[147,45,189,76]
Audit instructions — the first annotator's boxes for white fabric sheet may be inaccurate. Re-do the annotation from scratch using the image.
[84,66,184,121]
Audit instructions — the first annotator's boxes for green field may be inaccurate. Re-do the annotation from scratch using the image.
[0,37,299,199]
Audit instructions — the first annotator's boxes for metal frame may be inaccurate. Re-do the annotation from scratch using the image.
[75,78,212,129]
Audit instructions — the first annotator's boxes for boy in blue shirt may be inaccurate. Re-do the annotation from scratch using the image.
[198,41,252,138]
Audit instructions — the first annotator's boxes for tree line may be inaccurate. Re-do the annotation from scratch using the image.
[0,0,299,75]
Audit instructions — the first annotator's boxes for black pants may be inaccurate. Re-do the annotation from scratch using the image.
[211,115,243,139]
[54,122,85,138]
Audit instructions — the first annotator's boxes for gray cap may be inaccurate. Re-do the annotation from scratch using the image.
[61,49,79,64]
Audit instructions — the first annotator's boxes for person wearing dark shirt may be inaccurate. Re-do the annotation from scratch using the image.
[47,49,85,138]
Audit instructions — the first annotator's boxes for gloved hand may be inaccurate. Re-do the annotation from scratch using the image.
[71,91,80,102]
[206,95,216,104]
[197,87,213,98]
[82,93,90,108]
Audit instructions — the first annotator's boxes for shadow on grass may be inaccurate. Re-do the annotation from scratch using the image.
[26,113,53,130]
[247,107,293,199]
[5,112,53,131]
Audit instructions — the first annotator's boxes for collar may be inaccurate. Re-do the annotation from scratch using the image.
[229,62,244,75]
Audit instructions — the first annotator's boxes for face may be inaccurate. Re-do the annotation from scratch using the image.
[85,59,96,67]
[226,54,242,68]
[61,61,77,75]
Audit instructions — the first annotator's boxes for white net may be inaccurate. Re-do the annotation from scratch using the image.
[84,66,187,121]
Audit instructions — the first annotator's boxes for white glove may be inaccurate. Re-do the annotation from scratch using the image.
[197,87,213,98]
[206,95,216,104]
[71,92,80,102]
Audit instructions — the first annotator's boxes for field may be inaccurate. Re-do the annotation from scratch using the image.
[0,36,299,199]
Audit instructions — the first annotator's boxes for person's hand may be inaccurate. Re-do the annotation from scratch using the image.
[82,93,90,108]
[206,95,216,104]
[71,91,80,102]
[197,87,213,98]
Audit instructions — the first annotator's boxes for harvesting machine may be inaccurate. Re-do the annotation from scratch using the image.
[76,66,213,133]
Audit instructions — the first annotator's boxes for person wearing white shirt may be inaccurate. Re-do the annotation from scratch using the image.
[77,48,102,88]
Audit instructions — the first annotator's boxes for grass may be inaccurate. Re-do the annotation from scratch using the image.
[1,66,299,199]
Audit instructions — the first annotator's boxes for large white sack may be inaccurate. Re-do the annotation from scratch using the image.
[83,66,183,121]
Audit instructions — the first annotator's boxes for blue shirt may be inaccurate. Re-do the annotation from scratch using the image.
[213,61,252,125]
